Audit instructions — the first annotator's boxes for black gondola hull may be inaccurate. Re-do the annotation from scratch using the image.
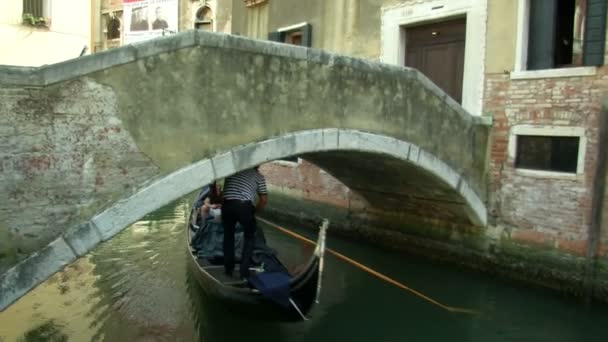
[186,206,325,322]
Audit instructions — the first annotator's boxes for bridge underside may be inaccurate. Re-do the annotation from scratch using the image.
[304,151,474,226]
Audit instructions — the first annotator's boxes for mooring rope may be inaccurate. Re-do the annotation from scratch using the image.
[257,217,479,315]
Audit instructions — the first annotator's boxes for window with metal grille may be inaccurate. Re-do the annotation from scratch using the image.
[23,0,44,18]
[515,135,580,173]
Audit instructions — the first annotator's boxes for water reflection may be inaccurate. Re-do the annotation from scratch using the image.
[19,319,68,342]
[2,196,608,341]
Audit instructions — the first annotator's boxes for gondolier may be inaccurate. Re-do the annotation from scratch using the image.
[186,182,329,321]
[222,166,268,280]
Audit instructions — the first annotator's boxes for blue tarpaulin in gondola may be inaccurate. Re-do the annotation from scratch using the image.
[247,272,291,309]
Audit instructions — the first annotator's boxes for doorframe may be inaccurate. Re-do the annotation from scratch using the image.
[381,0,487,116]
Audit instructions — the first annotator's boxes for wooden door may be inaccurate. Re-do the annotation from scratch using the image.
[405,18,466,104]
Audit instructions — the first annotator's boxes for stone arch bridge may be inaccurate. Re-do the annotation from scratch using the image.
[0,30,491,310]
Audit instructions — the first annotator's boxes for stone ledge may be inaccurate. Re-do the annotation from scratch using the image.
[0,65,43,86]
[0,237,76,311]
[40,46,138,86]
[0,30,483,123]
[132,30,197,60]
[63,222,103,257]
[93,159,214,241]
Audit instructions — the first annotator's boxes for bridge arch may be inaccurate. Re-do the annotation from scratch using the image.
[92,128,486,242]
[0,129,486,311]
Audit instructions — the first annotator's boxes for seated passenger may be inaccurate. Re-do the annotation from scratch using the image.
[192,183,246,263]
[190,182,285,273]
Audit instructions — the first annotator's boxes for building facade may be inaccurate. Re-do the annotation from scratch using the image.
[485,0,608,256]
[93,0,232,52]
[0,0,92,66]
[231,0,608,298]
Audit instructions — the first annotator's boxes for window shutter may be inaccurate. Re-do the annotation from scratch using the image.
[527,0,558,70]
[268,31,282,42]
[23,0,43,18]
[301,23,313,47]
[583,0,607,66]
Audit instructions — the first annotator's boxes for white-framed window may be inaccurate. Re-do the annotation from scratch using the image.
[512,0,607,80]
[508,125,587,177]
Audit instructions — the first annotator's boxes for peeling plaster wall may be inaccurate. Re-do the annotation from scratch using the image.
[0,79,159,274]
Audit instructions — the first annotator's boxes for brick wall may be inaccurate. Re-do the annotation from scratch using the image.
[485,67,608,256]
[259,160,359,210]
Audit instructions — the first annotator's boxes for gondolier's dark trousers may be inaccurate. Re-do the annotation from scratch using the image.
[222,199,256,279]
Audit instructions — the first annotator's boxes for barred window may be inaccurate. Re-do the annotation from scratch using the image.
[23,0,45,18]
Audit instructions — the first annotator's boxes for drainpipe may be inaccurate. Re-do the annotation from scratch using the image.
[585,97,608,304]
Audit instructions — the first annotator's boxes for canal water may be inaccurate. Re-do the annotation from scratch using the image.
[1,196,608,342]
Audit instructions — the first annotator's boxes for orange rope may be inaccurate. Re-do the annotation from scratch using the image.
[258,217,478,315]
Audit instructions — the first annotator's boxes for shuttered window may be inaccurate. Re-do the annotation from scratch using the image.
[527,0,606,70]
[268,23,313,47]
[23,0,44,17]
[583,0,608,66]
[527,0,558,70]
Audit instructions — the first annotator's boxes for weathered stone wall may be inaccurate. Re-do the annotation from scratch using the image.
[0,80,159,275]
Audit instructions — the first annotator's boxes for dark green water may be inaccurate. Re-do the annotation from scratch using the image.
[2,197,608,342]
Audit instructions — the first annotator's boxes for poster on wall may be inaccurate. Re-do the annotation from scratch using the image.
[123,0,178,44]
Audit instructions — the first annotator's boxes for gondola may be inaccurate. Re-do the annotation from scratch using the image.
[185,185,329,322]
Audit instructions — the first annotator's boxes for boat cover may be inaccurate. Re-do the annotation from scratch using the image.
[190,185,284,269]
[247,272,291,309]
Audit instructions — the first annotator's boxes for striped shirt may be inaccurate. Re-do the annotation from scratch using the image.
[222,168,268,202]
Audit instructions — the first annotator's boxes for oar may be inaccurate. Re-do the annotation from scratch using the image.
[258,217,479,315]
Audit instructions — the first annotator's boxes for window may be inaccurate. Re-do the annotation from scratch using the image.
[22,0,49,26]
[22,0,46,18]
[244,0,268,7]
[525,0,607,70]
[285,31,303,45]
[515,136,579,173]
[104,12,122,40]
[268,23,312,47]
[509,125,587,176]
[194,6,213,31]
